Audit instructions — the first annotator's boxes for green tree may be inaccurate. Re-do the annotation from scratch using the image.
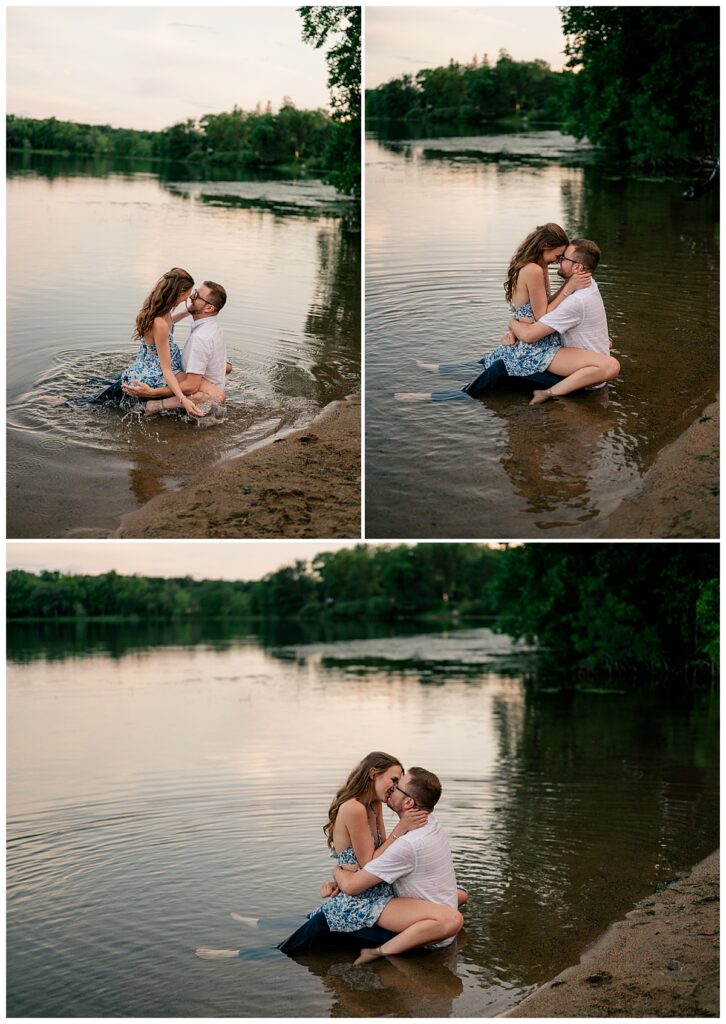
[299,6,361,197]
[560,6,719,164]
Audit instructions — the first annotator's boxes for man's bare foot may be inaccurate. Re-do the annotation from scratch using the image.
[229,913,259,928]
[415,359,439,372]
[195,948,240,959]
[529,388,555,406]
[395,392,431,401]
[354,946,384,966]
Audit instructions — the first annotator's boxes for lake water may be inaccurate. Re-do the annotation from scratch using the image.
[365,132,719,537]
[6,155,360,538]
[7,621,718,1017]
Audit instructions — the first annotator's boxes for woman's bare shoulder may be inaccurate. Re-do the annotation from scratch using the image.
[337,798,365,821]
[519,262,542,280]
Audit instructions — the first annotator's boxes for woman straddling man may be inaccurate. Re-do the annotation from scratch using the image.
[397,223,619,405]
[307,752,467,963]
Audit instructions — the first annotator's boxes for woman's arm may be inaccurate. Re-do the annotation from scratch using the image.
[151,319,204,417]
[520,263,591,320]
[338,802,428,868]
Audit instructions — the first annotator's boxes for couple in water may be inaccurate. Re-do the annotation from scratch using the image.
[90,267,229,417]
[397,222,620,405]
[198,752,466,965]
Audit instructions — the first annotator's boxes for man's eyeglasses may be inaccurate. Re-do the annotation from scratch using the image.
[190,288,219,309]
[393,782,418,803]
[555,255,579,265]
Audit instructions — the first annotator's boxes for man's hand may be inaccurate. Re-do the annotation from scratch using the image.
[122,380,156,399]
[319,880,340,899]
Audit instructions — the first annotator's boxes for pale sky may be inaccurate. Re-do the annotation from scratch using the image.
[6,542,361,581]
[366,6,567,88]
[7,6,331,131]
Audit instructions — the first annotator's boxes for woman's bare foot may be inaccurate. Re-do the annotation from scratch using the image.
[144,399,164,415]
[354,946,385,966]
[195,948,240,959]
[395,392,431,401]
[415,360,439,372]
[529,388,555,406]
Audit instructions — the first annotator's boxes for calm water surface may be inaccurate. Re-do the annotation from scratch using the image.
[7,155,359,537]
[7,622,718,1017]
[365,132,719,537]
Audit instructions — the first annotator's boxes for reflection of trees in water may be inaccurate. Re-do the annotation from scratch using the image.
[269,218,360,406]
[461,683,720,988]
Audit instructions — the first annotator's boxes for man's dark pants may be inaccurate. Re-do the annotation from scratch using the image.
[462,359,563,398]
[277,909,396,956]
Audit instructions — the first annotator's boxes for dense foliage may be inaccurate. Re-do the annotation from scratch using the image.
[365,52,575,124]
[560,6,719,164]
[491,544,719,671]
[6,102,335,170]
[7,544,718,674]
[300,6,361,197]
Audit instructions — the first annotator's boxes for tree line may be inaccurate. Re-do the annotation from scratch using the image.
[367,7,718,167]
[366,51,574,125]
[6,103,334,171]
[6,544,718,673]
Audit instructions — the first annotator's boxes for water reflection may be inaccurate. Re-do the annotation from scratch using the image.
[6,623,718,1017]
[365,134,718,537]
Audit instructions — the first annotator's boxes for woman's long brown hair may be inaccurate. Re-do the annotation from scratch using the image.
[133,267,194,340]
[503,223,569,303]
[324,751,402,850]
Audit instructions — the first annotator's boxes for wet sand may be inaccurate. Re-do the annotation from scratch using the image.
[602,399,719,538]
[117,396,360,538]
[501,850,719,1018]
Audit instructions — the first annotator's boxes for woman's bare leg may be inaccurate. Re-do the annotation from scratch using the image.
[145,379,225,415]
[531,348,620,405]
[355,898,463,965]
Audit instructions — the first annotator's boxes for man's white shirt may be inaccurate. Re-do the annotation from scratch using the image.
[539,279,610,355]
[182,316,227,387]
[363,815,458,948]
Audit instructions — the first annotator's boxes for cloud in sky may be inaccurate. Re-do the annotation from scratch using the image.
[366,6,567,89]
[7,542,361,582]
[7,7,331,130]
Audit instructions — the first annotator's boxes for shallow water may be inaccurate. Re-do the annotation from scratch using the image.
[7,622,719,1017]
[7,155,360,537]
[365,132,719,537]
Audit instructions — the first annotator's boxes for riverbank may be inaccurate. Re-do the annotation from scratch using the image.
[501,850,719,1018]
[602,398,719,538]
[116,396,360,538]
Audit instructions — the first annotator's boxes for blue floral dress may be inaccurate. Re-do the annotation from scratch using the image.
[121,326,183,388]
[314,832,395,932]
[482,299,562,376]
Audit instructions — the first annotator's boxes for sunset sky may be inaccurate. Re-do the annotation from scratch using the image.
[366,6,568,88]
[7,542,360,581]
[7,6,331,131]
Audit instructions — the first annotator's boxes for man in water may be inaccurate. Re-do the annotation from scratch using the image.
[500,238,617,404]
[328,766,464,965]
[122,280,231,413]
[196,766,466,961]
[397,238,617,402]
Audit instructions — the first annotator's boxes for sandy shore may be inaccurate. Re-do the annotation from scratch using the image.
[602,398,719,538]
[501,850,719,1018]
[117,396,360,538]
